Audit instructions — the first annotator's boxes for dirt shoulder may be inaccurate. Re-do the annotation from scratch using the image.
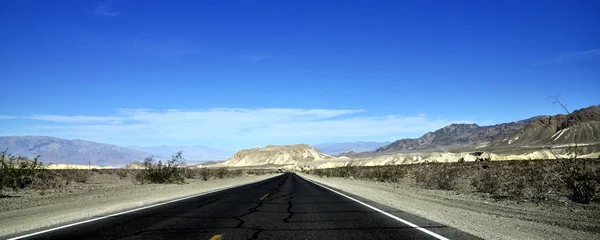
[0,174,279,238]
[299,173,600,240]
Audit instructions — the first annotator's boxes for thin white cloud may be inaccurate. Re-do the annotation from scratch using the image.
[28,115,126,124]
[537,48,600,65]
[15,108,470,149]
[251,54,272,61]
[556,48,600,62]
[94,3,120,17]
[0,116,16,120]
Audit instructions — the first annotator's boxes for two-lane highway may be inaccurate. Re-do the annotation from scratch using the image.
[11,173,479,240]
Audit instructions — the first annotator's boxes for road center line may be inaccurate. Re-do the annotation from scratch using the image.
[260,193,270,200]
[299,175,450,240]
[209,234,222,240]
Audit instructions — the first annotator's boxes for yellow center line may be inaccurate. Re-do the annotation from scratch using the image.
[260,193,270,200]
[209,234,222,240]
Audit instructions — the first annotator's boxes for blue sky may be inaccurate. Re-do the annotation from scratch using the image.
[0,0,598,150]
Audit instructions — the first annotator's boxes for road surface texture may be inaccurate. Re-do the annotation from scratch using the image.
[10,173,479,240]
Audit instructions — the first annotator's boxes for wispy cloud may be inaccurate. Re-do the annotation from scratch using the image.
[94,3,120,17]
[27,115,126,124]
[537,48,600,65]
[555,48,600,63]
[250,53,272,61]
[14,108,470,149]
[0,116,16,120]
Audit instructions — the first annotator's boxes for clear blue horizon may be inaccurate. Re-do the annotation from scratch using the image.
[1,0,599,150]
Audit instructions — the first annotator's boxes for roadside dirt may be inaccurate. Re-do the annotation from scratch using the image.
[0,173,278,238]
[300,173,600,240]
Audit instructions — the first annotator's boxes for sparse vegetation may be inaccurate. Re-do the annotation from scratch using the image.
[307,100,600,204]
[306,158,600,203]
[184,167,253,180]
[471,169,501,194]
[1,148,272,195]
[116,169,130,179]
[312,165,406,183]
[59,169,91,184]
[1,150,48,191]
[415,163,460,190]
[134,151,186,184]
[560,160,600,203]
[545,98,600,204]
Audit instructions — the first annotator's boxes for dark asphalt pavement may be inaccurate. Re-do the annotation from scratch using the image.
[14,173,479,240]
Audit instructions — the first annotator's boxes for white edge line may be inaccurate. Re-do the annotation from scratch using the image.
[7,175,281,240]
[298,175,450,240]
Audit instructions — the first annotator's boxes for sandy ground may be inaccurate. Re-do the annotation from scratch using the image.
[299,173,600,240]
[0,173,279,238]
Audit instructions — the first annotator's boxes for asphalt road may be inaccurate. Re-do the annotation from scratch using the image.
[14,173,479,240]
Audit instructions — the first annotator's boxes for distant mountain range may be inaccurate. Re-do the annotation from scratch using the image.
[356,105,600,156]
[127,145,234,162]
[0,136,235,167]
[491,105,600,149]
[312,141,391,155]
[3,105,598,167]
[375,117,539,153]
[0,136,151,166]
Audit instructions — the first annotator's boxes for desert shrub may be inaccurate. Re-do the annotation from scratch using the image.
[526,164,559,202]
[307,165,406,182]
[471,168,504,194]
[183,168,246,180]
[0,150,47,191]
[497,165,526,199]
[312,169,326,177]
[59,169,91,184]
[185,168,197,179]
[502,176,526,199]
[365,166,406,182]
[560,160,600,204]
[134,151,186,184]
[306,156,599,202]
[99,169,117,175]
[215,168,228,179]
[228,169,244,178]
[414,163,460,190]
[471,169,501,194]
[198,168,211,180]
[116,169,129,179]
[544,98,600,204]
[246,169,276,176]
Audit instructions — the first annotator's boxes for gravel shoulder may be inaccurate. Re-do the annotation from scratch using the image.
[0,174,279,238]
[299,173,600,240]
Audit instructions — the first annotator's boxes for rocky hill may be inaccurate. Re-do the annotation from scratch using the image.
[492,105,600,148]
[364,105,600,155]
[375,117,538,153]
[0,136,151,167]
[225,144,334,167]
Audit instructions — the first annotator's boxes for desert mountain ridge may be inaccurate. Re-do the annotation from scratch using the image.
[2,105,598,168]
[337,105,600,157]
[0,136,234,167]
[373,117,541,154]
[0,136,152,167]
[224,144,334,167]
[492,105,600,149]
